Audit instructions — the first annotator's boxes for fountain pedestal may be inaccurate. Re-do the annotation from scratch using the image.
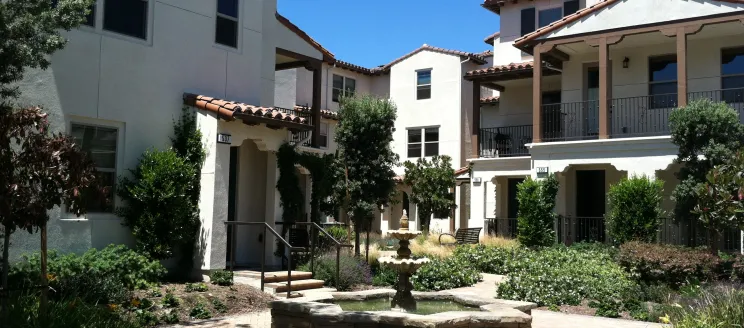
[378,211,430,313]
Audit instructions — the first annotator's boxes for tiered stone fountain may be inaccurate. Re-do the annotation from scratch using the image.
[377,210,430,312]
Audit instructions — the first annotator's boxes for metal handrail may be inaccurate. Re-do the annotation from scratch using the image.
[223,221,303,298]
[294,222,353,291]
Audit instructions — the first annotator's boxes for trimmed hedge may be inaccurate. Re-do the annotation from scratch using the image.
[618,241,720,287]
[606,175,663,244]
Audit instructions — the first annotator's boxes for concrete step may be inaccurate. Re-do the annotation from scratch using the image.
[266,279,325,293]
[234,270,313,283]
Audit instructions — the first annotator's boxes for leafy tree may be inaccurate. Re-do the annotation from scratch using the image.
[693,151,744,254]
[516,175,559,247]
[402,155,456,233]
[334,95,398,256]
[0,105,97,311]
[669,99,744,222]
[606,175,664,244]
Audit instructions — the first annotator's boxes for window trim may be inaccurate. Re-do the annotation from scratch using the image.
[416,69,432,100]
[648,54,678,109]
[522,3,579,37]
[319,122,329,149]
[406,126,440,158]
[63,117,124,219]
[214,0,241,50]
[100,0,154,45]
[331,74,356,103]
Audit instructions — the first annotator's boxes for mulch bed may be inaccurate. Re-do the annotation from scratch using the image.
[536,300,636,320]
[133,282,274,324]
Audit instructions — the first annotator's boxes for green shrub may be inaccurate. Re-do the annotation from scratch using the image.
[161,311,180,324]
[5,294,139,328]
[185,282,208,292]
[298,253,371,291]
[496,246,636,310]
[134,309,160,326]
[117,148,201,261]
[618,242,720,287]
[411,256,481,291]
[372,264,398,287]
[210,269,234,286]
[731,255,744,282]
[516,175,559,247]
[669,284,744,328]
[189,302,212,319]
[606,175,664,244]
[162,290,181,308]
[212,298,228,313]
[451,244,519,274]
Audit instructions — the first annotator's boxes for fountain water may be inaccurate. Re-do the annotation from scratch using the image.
[377,210,430,312]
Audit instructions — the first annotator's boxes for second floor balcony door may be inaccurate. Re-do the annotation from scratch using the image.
[585,66,600,137]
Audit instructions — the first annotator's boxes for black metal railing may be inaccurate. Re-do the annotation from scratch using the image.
[555,216,606,244]
[290,130,312,147]
[485,218,518,238]
[542,101,599,142]
[658,218,741,252]
[275,106,313,120]
[688,88,744,122]
[479,125,532,158]
[610,94,676,138]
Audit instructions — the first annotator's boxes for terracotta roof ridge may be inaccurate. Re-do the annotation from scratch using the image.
[381,44,488,70]
[513,0,618,47]
[183,93,310,125]
[480,96,500,104]
[275,12,335,62]
[484,31,501,45]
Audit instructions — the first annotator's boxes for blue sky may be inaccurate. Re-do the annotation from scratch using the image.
[277,0,500,68]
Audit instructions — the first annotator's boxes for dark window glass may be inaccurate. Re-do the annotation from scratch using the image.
[424,128,439,142]
[408,129,422,158]
[722,76,744,103]
[216,16,238,47]
[84,4,96,26]
[319,123,328,148]
[218,0,239,18]
[417,86,431,100]
[424,143,439,157]
[417,70,432,100]
[345,78,356,96]
[103,0,148,40]
[587,67,600,89]
[722,47,744,76]
[408,129,421,143]
[563,0,580,16]
[332,75,344,102]
[520,8,536,36]
[542,91,562,105]
[649,56,677,82]
[538,7,562,28]
[417,70,431,85]
[71,124,117,213]
[722,48,744,103]
[649,56,677,109]
[407,143,422,158]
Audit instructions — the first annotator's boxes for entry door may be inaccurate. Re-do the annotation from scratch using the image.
[507,178,524,219]
[585,67,600,136]
[542,91,562,140]
[225,146,239,263]
[575,170,606,242]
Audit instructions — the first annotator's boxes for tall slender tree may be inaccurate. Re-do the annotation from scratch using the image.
[334,95,398,256]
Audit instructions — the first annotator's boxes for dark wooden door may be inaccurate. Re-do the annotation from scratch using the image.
[225,146,239,263]
[575,170,606,242]
[507,178,524,219]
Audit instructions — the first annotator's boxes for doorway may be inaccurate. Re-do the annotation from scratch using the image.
[585,66,600,137]
[225,146,239,263]
[505,178,524,238]
[542,91,562,140]
[575,170,606,242]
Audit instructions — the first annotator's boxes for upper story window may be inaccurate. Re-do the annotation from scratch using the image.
[52,0,96,26]
[103,0,149,40]
[319,122,329,148]
[563,0,580,16]
[332,75,356,102]
[407,127,439,158]
[722,47,744,103]
[648,55,678,109]
[71,123,118,213]
[521,1,580,36]
[416,70,432,100]
[520,8,536,36]
[216,0,239,48]
[538,7,562,28]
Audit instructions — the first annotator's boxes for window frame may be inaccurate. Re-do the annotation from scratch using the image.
[215,0,240,49]
[319,122,329,148]
[522,2,580,37]
[721,46,744,104]
[100,0,153,44]
[538,6,562,28]
[648,54,678,109]
[331,74,356,103]
[416,69,432,100]
[67,121,121,216]
[407,127,439,158]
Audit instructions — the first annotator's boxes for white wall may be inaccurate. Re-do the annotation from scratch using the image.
[274,69,297,109]
[294,64,376,112]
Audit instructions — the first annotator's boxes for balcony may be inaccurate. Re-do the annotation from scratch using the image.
[278,105,314,147]
[478,125,532,158]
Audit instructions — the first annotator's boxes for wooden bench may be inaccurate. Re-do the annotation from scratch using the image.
[439,228,482,246]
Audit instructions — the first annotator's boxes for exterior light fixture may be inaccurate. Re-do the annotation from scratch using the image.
[623,57,630,68]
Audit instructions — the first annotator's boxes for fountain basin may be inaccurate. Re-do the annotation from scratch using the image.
[378,257,430,274]
[270,289,535,328]
[387,230,423,241]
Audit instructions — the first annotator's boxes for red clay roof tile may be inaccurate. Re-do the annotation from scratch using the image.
[465,61,535,77]
[481,96,500,104]
[484,32,501,45]
[183,93,310,125]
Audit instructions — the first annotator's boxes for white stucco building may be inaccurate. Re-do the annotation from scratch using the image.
[465,0,744,249]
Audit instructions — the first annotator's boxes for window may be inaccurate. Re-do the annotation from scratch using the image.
[216,0,239,48]
[563,0,580,16]
[71,124,118,213]
[416,70,431,100]
[648,55,678,109]
[520,8,536,36]
[407,127,439,158]
[332,74,356,102]
[319,122,329,148]
[103,0,148,40]
[538,7,562,28]
[52,0,96,26]
[722,47,744,103]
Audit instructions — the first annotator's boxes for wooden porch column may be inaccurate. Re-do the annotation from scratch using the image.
[599,37,611,139]
[311,62,322,148]
[676,27,688,107]
[472,81,481,159]
[533,45,543,143]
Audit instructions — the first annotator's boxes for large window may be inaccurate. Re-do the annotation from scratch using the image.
[521,2,579,37]
[648,55,678,109]
[722,47,744,103]
[407,127,439,158]
[416,70,431,100]
[216,0,239,48]
[103,0,148,39]
[332,74,356,102]
[563,0,580,16]
[538,7,562,28]
[319,122,329,148]
[520,8,536,36]
[71,124,118,213]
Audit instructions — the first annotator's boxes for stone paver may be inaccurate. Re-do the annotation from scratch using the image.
[532,310,668,328]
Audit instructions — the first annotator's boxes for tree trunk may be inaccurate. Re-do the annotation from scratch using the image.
[40,224,48,320]
[365,220,370,264]
[354,217,361,257]
[1,226,10,319]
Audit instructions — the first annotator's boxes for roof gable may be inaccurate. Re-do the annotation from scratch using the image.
[516,0,744,46]
[382,44,488,70]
